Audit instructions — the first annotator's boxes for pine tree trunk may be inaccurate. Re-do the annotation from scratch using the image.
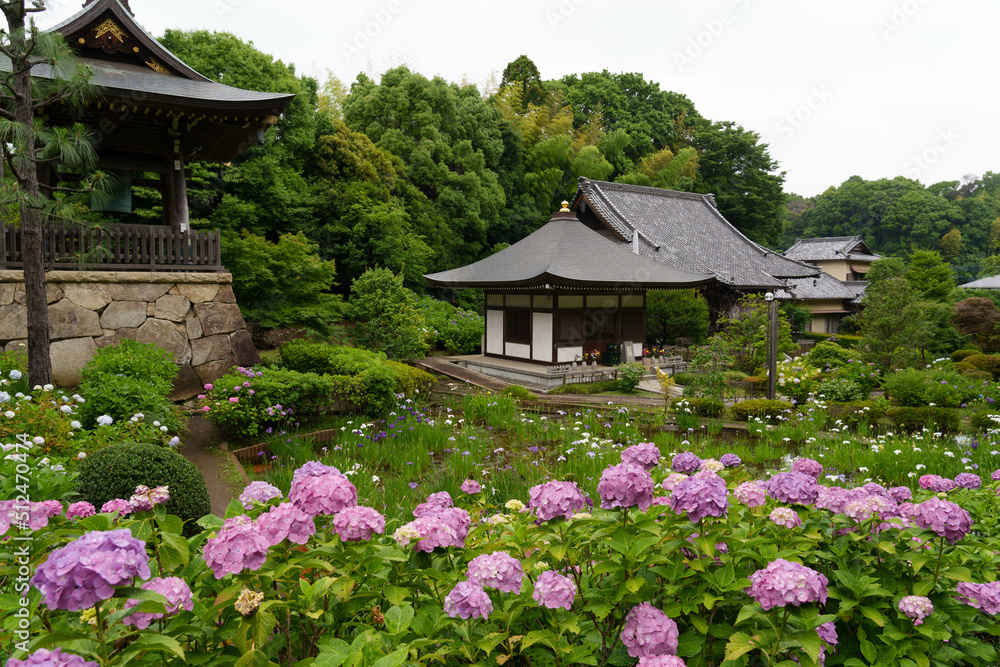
[3,4,52,386]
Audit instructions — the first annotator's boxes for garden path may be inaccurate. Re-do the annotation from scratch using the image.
[181,415,247,516]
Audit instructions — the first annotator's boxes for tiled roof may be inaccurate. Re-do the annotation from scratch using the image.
[784,236,881,263]
[573,178,818,289]
[782,273,856,301]
[425,211,714,289]
[958,275,1000,289]
[843,280,869,304]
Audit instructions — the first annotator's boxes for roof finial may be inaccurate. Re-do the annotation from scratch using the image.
[559,201,570,212]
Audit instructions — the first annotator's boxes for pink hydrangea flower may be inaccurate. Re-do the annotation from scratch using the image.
[533,570,576,610]
[734,481,767,507]
[460,479,482,494]
[332,506,385,542]
[122,576,193,629]
[620,602,679,658]
[528,480,590,521]
[467,551,523,594]
[621,442,661,470]
[65,502,96,520]
[770,507,801,528]
[956,581,1000,615]
[918,474,956,493]
[670,473,728,522]
[720,453,742,468]
[7,648,100,666]
[791,457,823,479]
[38,500,63,518]
[898,595,933,625]
[954,473,981,490]
[444,581,492,619]
[671,452,701,474]
[289,469,357,516]
[598,464,655,510]
[661,473,688,493]
[637,657,687,667]
[747,559,828,610]
[239,481,282,509]
[202,515,270,578]
[912,497,973,544]
[99,499,132,517]
[767,472,819,505]
[257,503,316,546]
[413,491,454,517]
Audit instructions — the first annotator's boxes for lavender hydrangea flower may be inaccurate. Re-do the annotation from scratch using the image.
[912,497,973,544]
[671,452,701,474]
[289,470,357,516]
[532,570,576,610]
[528,480,590,521]
[333,505,385,542]
[467,551,524,593]
[637,657,687,667]
[413,491,454,517]
[918,474,956,493]
[292,460,340,479]
[621,442,661,470]
[670,473,728,522]
[444,581,493,620]
[898,595,933,625]
[598,464,655,511]
[100,499,132,517]
[770,507,801,528]
[65,502,96,520]
[620,602,679,657]
[861,482,890,498]
[202,515,270,578]
[7,648,100,667]
[32,530,151,611]
[956,582,1000,614]
[817,620,838,647]
[792,458,823,479]
[239,481,282,509]
[954,473,981,490]
[747,559,828,610]
[122,576,194,629]
[460,479,482,494]
[888,486,913,503]
[257,503,316,546]
[734,481,767,507]
[992,469,1000,482]
[661,473,687,493]
[720,453,742,468]
[128,485,169,513]
[768,472,819,506]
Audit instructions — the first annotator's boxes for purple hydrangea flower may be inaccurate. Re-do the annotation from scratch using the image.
[333,505,385,542]
[991,469,1000,482]
[7,648,100,667]
[888,486,913,503]
[202,515,270,578]
[792,458,823,479]
[460,479,482,494]
[747,559,828,610]
[770,507,801,528]
[122,576,194,629]
[532,570,576,610]
[65,502,96,520]
[128,485,169,513]
[670,473,728,522]
[620,602,679,658]
[898,595,933,625]
[720,453,742,468]
[293,461,340,479]
[621,442,661,470]
[528,480,590,521]
[1,501,54,533]
[239,481,282,509]
[257,503,316,546]
[954,473,981,490]
[734,481,767,507]
[38,500,63,518]
[817,620,838,647]
[768,472,819,506]
[956,582,1000,614]
[671,452,701,474]
[413,491,454,517]
[598,464,655,511]
[912,497,973,544]
[32,529,151,611]
[467,551,524,593]
[637,657,687,667]
[444,581,492,619]
[289,470,357,516]
[918,475,956,493]
[100,499,132,517]
[861,482,890,498]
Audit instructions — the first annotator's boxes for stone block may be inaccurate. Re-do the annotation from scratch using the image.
[194,354,238,386]
[62,283,111,311]
[95,332,120,349]
[50,337,96,386]
[15,283,63,304]
[168,286,180,295]
[118,328,139,341]
[48,300,102,340]
[147,303,156,316]
[108,283,171,302]
[137,318,192,365]
[4,340,26,353]
[216,284,237,303]
[230,329,261,367]
[178,283,219,304]
[194,302,245,336]
[191,334,231,367]
[170,365,204,401]
[0,284,14,306]
[0,304,28,339]
[155,295,191,322]
[186,312,203,340]
[100,301,147,330]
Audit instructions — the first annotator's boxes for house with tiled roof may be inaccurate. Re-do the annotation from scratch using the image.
[781,236,882,334]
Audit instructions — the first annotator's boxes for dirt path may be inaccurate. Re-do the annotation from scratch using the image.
[181,415,248,517]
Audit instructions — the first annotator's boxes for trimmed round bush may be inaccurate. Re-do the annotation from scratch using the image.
[952,348,980,363]
[76,442,211,535]
[730,399,794,423]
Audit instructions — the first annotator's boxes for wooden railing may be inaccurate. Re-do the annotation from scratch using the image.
[0,222,222,272]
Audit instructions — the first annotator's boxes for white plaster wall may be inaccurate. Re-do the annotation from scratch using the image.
[557,346,583,362]
[486,310,503,354]
[532,312,553,362]
[506,342,531,359]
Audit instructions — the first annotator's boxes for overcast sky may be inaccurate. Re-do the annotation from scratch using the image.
[41,0,1000,196]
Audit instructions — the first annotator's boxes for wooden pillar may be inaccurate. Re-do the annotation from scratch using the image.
[168,134,189,233]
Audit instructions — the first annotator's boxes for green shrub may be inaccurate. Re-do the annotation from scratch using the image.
[833,359,883,393]
[961,354,1000,380]
[730,399,794,423]
[955,363,993,382]
[825,399,889,426]
[549,381,620,395]
[884,368,974,408]
[671,372,699,386]
[803,340,851,369]
[886,407,961,434]
[76,442,211,535]
[721,370,748,382]
[617,362,646,393]
[952,348,981,363]
[347,268,429,361]
[799,332,861,349]
[970,410,1000,434]
[500,385,537,400]
[671,397,724,418]
[80,339,176,393]
[816,378,868,402]
[383,360,435,396]
[417,296,484,355]
[279,341,388,376]
[346,364,398,417]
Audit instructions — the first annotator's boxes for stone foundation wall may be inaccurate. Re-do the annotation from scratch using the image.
[0,271,260,399]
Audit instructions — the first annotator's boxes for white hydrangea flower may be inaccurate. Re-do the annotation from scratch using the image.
[96,415,113,426]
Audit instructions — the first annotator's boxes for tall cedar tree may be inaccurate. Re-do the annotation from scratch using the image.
[0,2,102,385]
